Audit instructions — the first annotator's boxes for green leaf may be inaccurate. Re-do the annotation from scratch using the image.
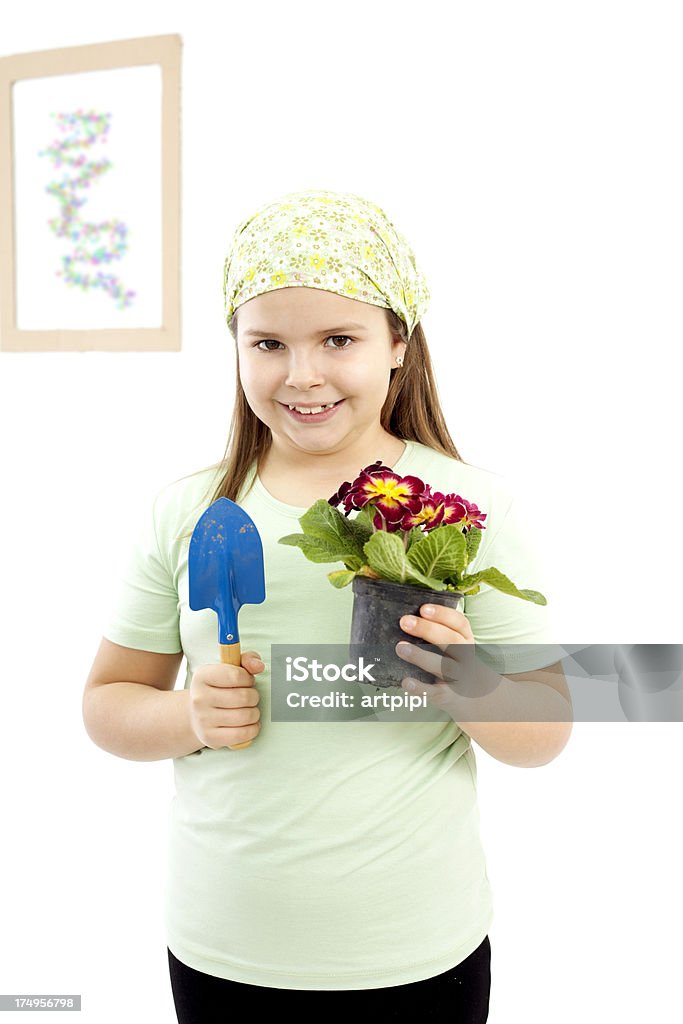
[458,566,547,605]
[297,500,366,563]
[327,569,357,588]
[406,524,468,580]
[465,526,483,566]
[346,511,374,547]
[349,505,375,539]
[278,532,363,570]
[406,526,425,552]
[363,530,448,590]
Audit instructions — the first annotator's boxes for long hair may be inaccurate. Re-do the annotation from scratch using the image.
[177,307,468,538]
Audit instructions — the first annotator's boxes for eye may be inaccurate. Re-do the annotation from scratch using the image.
[253,339,284,351]
[253,335,355,352]
[325,335,354,350]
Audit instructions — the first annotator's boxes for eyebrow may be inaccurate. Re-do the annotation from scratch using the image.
[241,322,369,338]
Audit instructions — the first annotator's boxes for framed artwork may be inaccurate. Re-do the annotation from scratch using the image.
[0,34,181,352]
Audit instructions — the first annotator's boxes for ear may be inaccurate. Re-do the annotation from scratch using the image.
[391,337,408,365]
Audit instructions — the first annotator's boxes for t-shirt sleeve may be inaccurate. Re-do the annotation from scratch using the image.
[463,487,563,674]
[103,488,183,654]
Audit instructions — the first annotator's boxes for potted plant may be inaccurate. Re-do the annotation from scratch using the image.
[278,459,546,689]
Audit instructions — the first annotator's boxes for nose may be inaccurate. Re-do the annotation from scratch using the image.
[284,350,325,391]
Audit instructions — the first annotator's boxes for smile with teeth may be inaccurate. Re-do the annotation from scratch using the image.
[288,402,337,414]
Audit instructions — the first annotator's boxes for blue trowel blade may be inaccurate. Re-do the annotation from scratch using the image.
[188,497,266,645]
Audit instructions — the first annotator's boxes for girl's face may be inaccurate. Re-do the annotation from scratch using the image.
[235,287,407,459]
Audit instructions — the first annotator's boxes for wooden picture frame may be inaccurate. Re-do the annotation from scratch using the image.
[0,34,181,352]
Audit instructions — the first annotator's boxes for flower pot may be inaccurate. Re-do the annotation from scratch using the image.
[350,576,464,690]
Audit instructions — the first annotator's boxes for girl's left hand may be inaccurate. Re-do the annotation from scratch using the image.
[395,602,500,715]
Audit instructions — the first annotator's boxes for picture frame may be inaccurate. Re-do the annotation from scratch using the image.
[0,34,181,352]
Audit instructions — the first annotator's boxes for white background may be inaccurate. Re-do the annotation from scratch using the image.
[1,2,681,1021]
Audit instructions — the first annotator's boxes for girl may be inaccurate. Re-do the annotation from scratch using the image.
[83,189,569,1023]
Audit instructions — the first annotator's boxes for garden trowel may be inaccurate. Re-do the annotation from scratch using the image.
[189,497,266,749]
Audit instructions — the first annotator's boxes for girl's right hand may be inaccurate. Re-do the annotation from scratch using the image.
[189,652,264,750]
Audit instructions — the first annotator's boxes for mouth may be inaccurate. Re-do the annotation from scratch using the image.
[278,399,346,423]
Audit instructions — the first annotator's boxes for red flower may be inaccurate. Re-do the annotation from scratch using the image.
[401,486,487,533]
[399,484,448,532]
[328,461,387,509]
[328,461,487,536]
[329,461,424,532]
[448,494,487,531]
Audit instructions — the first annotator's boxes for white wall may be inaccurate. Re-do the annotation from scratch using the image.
[1,2,681,1021]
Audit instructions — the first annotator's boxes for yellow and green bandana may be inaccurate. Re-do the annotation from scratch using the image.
[223,189,430,339]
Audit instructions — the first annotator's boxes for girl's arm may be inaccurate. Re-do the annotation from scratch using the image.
[82,638,202,762]
[398,605,573,768]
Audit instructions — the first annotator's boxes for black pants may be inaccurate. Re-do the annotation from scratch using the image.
[168,935,491,1023]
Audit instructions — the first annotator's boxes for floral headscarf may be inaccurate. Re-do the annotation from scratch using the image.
[223,188,430,339]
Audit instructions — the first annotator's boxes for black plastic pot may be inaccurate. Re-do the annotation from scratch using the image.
[350,576,464,689]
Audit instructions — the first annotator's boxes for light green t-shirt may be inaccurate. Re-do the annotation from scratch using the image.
[104,439,558,990]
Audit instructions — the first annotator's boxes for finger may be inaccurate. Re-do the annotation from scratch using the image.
[418,603,474,638]
[243,651,265,665]
[213,720,261,747]
[397,602,473,651]
[211,687,261,710]
[215,706,261,728]
[398,613,470,653]
[396,639,474,684]
[396,640,446,680]
[207,667,259,688]
[401,646,504,704]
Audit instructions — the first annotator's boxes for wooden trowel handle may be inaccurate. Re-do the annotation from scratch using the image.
[219,641,252,750]
[219,641,242,665]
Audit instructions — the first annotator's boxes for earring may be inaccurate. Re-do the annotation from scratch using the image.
[396,356,404,367]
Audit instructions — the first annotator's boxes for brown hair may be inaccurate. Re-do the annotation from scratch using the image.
[177,307,468,538]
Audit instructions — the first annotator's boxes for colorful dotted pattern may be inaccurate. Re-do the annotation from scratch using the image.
[37,110,136,311]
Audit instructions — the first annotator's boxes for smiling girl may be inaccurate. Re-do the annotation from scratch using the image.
[84,189,569,1023]
[237,284,409,507]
